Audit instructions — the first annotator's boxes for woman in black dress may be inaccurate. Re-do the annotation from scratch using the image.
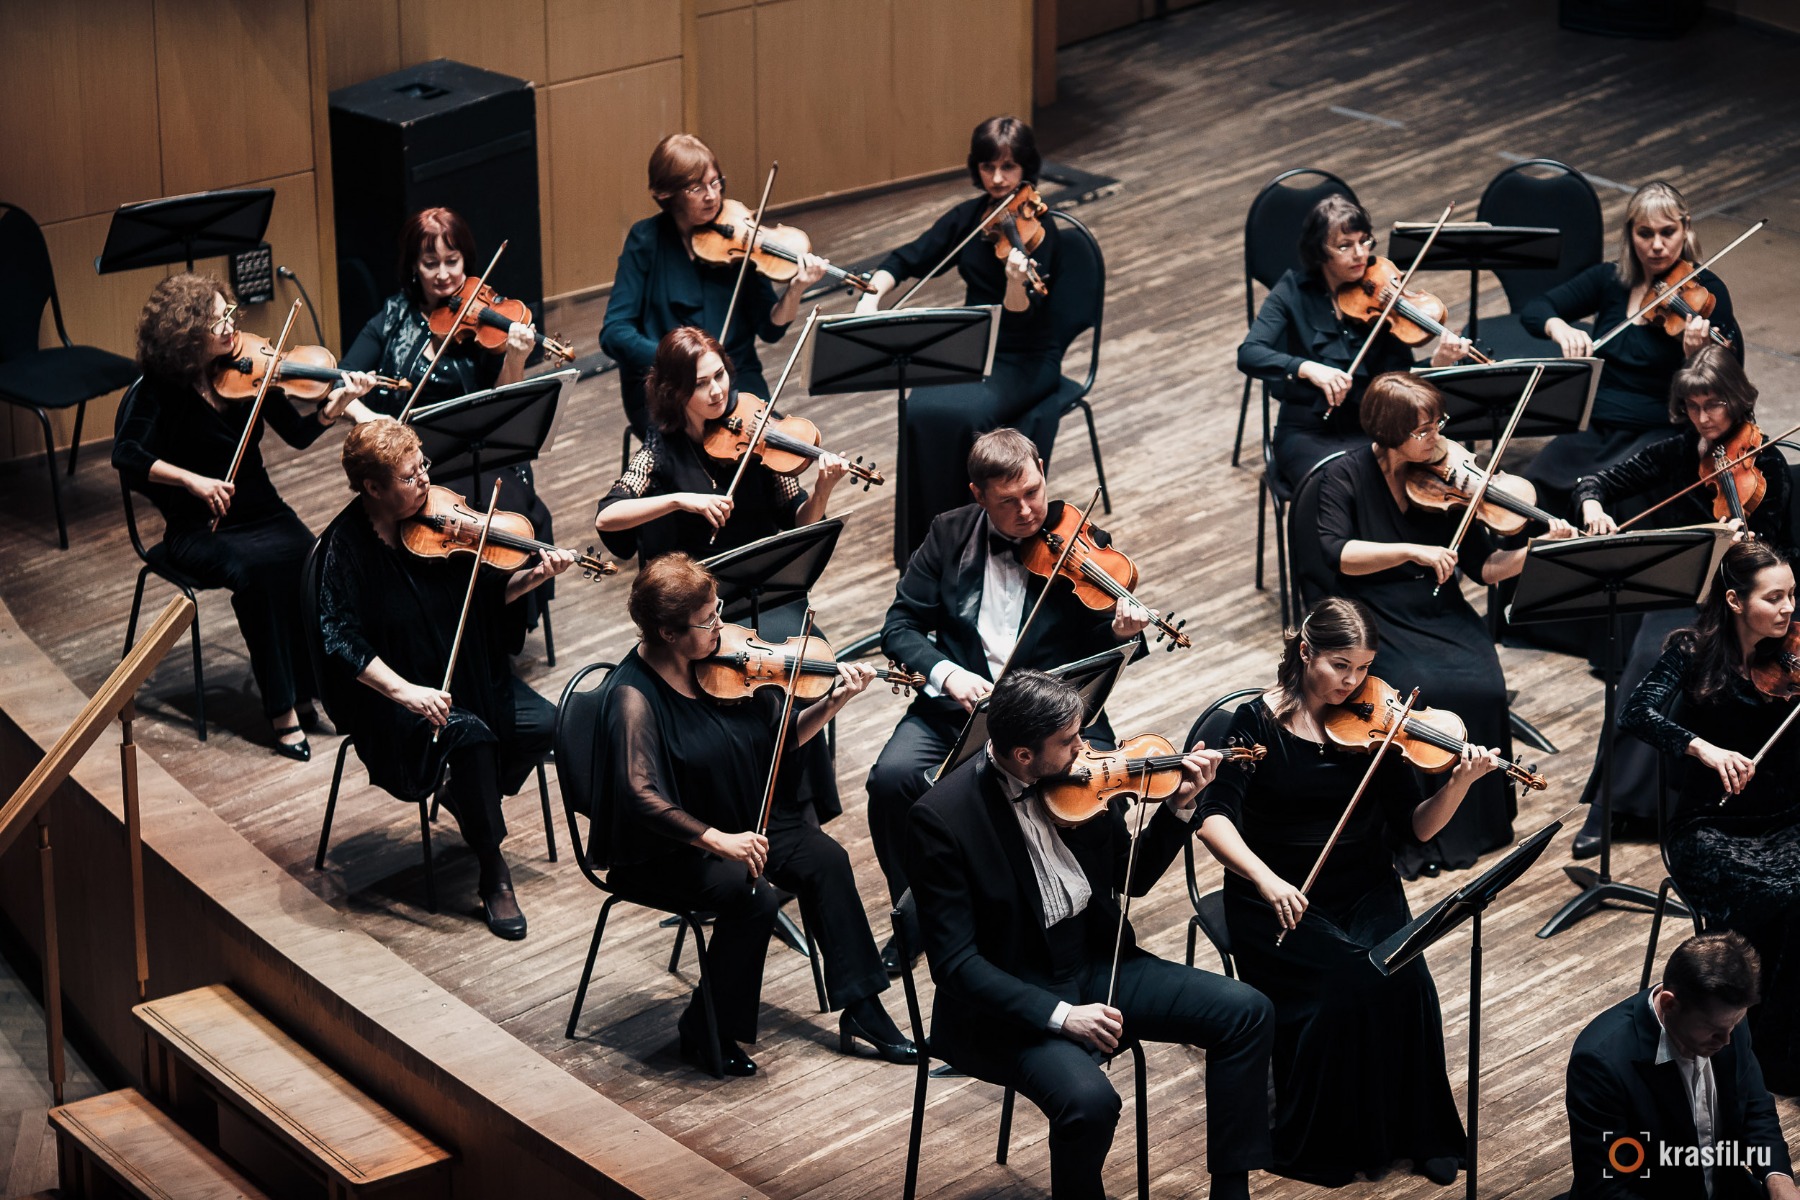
[1314,372,1575,874]
[1196,596,1502,1185]
[1521,180,1742,515]
[600,133,825,436]
[1237,194,1471,491]
[1566,346,1789,855]
[317,418,572,940]
[595,554,915,1076]
[1620,540,1800,1095]
[113,273,375,759]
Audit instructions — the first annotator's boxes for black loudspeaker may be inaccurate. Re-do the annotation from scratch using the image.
[1558,0,1700,38]
[329,59,541,349]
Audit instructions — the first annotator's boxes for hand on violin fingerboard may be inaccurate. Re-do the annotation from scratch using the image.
[1430,333,1471,367]
[1681,314,1715,356]
[1171,745,1225,807]
[1110,596,1153,638]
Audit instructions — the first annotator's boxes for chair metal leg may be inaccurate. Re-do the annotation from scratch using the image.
[536,759,557,862]
[1254,477,1267,591]
[1231,376,1252,466]
[804,921,828,1013]
[123,568,150,658]
[997,1086,1016,1163]
[1185,919,1198,969]
[903,1048,930,1200]
[31,407,68,550]
[67,400,86,475]
[1132,1042,1149,1200]
[540,599,556,668]
[1077,399,1110,514]
[189,598,206,741]
[1273,499,1290,629]
[315,738,354,869]
[669,920,688,973]
[620,426,636,474]
[687,918,726,1078]
[418,799,437,914]
[1641,876,1675,992]
[566,898,618,1038]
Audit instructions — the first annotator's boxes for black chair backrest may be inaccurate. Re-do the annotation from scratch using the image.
[1476,159,1604,309]
[0,203,65,361]
[1045,209,1105,378]
[554,661,618,888]
[1244,169,1359,317]
[1778,440,1800,548]
[1184,687,1264,753]
[299,510,355,733]
[113,378,156,559]
[889,889,927,1044]
[1286,450,1348,612]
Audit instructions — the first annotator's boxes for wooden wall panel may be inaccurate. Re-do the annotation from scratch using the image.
[546,0,681,83]
[187,172,327,339]
[319,0,402,92]
[544,62,684,294]
[396,0,547,85]
[1057,0,1139,45]
[754,0,894,201]
[696,0,749,12]
[694,8,759,192]
[892,0,1033,181]
[0,0,162,226]
[155,0,315,196]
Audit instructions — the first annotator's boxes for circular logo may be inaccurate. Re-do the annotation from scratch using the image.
[1608,1136,1647,1174]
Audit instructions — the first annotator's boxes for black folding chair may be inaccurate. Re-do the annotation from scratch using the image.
[1471,160,1603,361]
[1042,209,1111,512]
[1181,687,1261,976]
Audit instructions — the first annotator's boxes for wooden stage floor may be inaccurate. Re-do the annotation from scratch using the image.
[2,1,1798,1196]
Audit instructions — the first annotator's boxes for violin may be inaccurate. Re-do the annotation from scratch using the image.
[1705,422,1767,525]
[1336,256,1492,363]
[428,278,574,364]
[1748,624,1800,701]
[700,393,883,490]
[1324,675,1547,790]
[1644,262,1732,349]
[696,623,922,702]
[692,198,875,295]
[1404,439,1561,537]
[400,484,617,578]
[212,331,409,403]
[1041,734,1266,827]
[1017,501,1191,651]
[982,185,1050,296]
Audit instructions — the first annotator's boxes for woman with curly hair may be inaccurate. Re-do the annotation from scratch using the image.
[112,273,375,758]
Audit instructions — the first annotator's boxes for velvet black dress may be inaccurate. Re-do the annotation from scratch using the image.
[1315,445,1516,874]
[1197,699,1466,1184]
[1620,639,1800,1095]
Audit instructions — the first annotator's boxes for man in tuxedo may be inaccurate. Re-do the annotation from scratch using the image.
[1567,932,1795,1200]
[906,669,1275,1200]
[867,427,1151,907]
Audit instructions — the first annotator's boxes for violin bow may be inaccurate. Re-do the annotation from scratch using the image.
[398,239,508,423]
[431,478,503,745]
[1613,415,1800,534]
[712,306,821,545]
[1339,201,1456,387]
[893,187,1021,311]
[1105,757,1156,1011]
[1714,699,1800,807]
[1432,363,1544,597]
[212,298,303,533]
[1277,687,1419,948]
[1591,219,1765,352]
[751,606,816,891]
[718,162,778,350]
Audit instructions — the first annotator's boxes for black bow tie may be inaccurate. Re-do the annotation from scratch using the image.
[988,531,1021,561]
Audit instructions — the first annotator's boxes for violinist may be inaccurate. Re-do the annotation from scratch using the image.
[1237,194,1471,491]
[599,134,824,437]
[866,428,1153,913]
[1620,540,1800,1094]
[594,554,914,1076]
[1195,597,1501,1186]
[1521,180,1744,514]
[112,274,376,760]
[316,419,574,940]
[1566,346,1789,858]
[1311,372,1575,876]
[853,116,1070,564]
[907,668,1273,1200]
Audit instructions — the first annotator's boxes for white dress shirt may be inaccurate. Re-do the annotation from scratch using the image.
[927,529,1028,695]
[1653,990,1719,1196]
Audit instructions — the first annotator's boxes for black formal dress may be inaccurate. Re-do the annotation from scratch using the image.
[593,649,889,1042]
[112,372,325,720]
[868,500,1141,901]
[1621,639,1800,1095]
[1197,700,1467,1185]
[1314,445,1516,874]
[599,213,786,436]
[316,503,554,864]
[875,195,1069,565]
[1567,990,1793,1200]
[1519,263,1741,515]
[1236,268,1418,491]
[907,749,1275,1200]
[1570,433,1792,822]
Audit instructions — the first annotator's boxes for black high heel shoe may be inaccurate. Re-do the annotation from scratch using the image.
[839,1009,919,1065]
[678,1025,756,1077]
[272,725,311,762]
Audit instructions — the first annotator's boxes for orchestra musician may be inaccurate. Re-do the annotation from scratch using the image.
[853,115,1072,564]
[865,428,1152,918]
[1237,194,1471,492]
[1619,540,1800,1095]
[600,133,825,438]
[1567,346,1790,858]
[316,418,572,940]
[1195,597,1499,1187]
[907,668,1274,1200]
[593,554,914,1076]
[112,273,376,760]
[1310,372,1576,875]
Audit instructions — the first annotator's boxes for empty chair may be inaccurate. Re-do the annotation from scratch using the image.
[1471,159,1604,361]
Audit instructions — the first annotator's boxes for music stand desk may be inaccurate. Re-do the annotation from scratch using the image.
[938,644,1134,781]
[96,188,275,274]
[1389,222,1563,337]
[701,518,845,635]
[409,371,572,501]
[1418,358,1599,447]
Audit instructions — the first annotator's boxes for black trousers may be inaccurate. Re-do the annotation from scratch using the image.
[441,677,555,864]
[166,508,315,719]
[765,802,888,1010]
[957,952,1275,1200]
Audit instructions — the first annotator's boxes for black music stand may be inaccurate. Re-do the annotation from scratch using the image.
[95,189,275,274]
[1507,525,1730,938]
[936,645,1134,781]
[1388,222,1563,338]
[408,371,572,505]
[1370,817,1562,1200]
[808,307,1000,559]
[1418,358,1599,449]
[701,518,845,638]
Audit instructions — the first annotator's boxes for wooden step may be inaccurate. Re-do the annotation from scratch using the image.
[134,986,451,1199]
[47,1089,268,1200]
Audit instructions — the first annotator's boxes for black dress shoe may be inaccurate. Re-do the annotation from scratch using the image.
[272,725,311,762]
[1417,1156,1460,1185]
[481,885,527,940]
[1419,861,1442,878]
[1571,828,1603,859]
[679,1024,757,1076]
[839,1010,919,1065]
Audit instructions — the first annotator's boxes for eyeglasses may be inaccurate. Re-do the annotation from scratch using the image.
[1683,398,1729,416]
[1330,236,1377,258]
[209,303,239,336]
[1409,416,1450,442]
[398,457,431,486]
[688,598,725,631]
[684,176,726,197]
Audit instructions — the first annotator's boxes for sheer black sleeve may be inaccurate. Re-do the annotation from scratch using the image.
[1572,434,1689,516]
[1620,639,1698,759]
[606,684,710,845]
[1520,262,1611,336]
[317,530,378,678]
[1194,703,1266,830]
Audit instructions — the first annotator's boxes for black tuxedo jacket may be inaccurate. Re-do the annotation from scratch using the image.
[881,501,1142,728]
[1567,991,1792,1200]
[905,751,1192,1074]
